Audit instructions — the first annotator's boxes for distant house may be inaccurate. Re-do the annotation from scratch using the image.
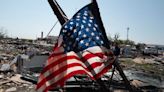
[143,44,164,55]
[35,36,58,44]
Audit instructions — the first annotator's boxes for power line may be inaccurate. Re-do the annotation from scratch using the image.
[46,21,58,37]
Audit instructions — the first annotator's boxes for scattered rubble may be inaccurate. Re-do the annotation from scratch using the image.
[0,72,35,92]
[133,55,164,64]
[131,80,147,88]
[0,38,164,92]
[0,38,52,92]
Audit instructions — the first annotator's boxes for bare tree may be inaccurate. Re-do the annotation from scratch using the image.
[0,27,8,39]
[113,33,120,42]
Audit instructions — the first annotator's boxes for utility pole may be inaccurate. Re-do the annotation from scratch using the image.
[92,1,136,91]
[127,27,130,41]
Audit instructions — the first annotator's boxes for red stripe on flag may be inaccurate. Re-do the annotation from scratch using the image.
[36,62,91,90]
[37,48,114,92]
[43,70,90,92]
[89,62,102,69]
[82,52,104,61]
[94,63,112,79]
[40,55,81,74]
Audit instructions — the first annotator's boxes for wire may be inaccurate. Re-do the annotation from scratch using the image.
[46,21,58,37]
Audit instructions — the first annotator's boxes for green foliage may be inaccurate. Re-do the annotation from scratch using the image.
[136,43,146,51]
[110,33,135,46]
[120,58,164,76]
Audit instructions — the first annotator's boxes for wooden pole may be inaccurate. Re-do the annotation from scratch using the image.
[91,0,136,91]
[91,0,111,49]
[47,0,110,91]
[48,0,68,25]
[47,0,137,91]
[113,59,135,91]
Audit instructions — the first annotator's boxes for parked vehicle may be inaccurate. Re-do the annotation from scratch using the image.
[157,46,164,55]
[143,46,158,55]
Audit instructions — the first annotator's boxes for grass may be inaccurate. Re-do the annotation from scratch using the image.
[119,58,164,77]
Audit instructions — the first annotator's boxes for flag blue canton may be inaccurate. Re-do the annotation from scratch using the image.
[59,6,106,53]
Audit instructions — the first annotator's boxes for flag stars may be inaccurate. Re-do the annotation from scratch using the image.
[85,43,89,46]
[76,19,80,21]
[93,27,96,31]
[83,34,87,38]
[76,23,79,26]
[96,36,100,40]
[69,26,73,30]
[88,23,92,27]
[81,25,84,29]
[90,17,94,19]
[76,38,79,41]
[78,31,82,35]
[101,41,104,44]
[77,13,81,15]
[64,25,68,29]
[37,5,113,91]
[84,13,88,16]
[76,15,80,18]
[91,32,95,36]
[70,22,74,25]
[60,7,105,52]
[86,28,89,32]
[84,11,88,16]
[88,38,92,41]
[80,40,84,44]
[82,20,86,24]
[89,19,93,23]
[73,29,77,33]
[84,11,88,13]
[83,16,87,20]
[62,30,67,33]
[93,42,96,45]
[94,24,98,28]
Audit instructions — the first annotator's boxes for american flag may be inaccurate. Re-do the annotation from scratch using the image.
[36,3,114,92]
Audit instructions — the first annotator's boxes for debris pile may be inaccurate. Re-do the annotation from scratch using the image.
[0,38,164,92]
[0,38,53,92]
[0,72,35,92]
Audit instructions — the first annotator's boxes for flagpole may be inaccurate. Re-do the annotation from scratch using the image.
[47,0,136,91]
[91,0,111,49]
[48,0,110,91]
[91,0,136,91]
[48,0,68,25]
[89,1,111,91]
[47,0,84,91]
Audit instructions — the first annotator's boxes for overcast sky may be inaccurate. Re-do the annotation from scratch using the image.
[0,0,164,45]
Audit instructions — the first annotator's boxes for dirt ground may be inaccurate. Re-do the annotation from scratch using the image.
[0,56,164,92]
